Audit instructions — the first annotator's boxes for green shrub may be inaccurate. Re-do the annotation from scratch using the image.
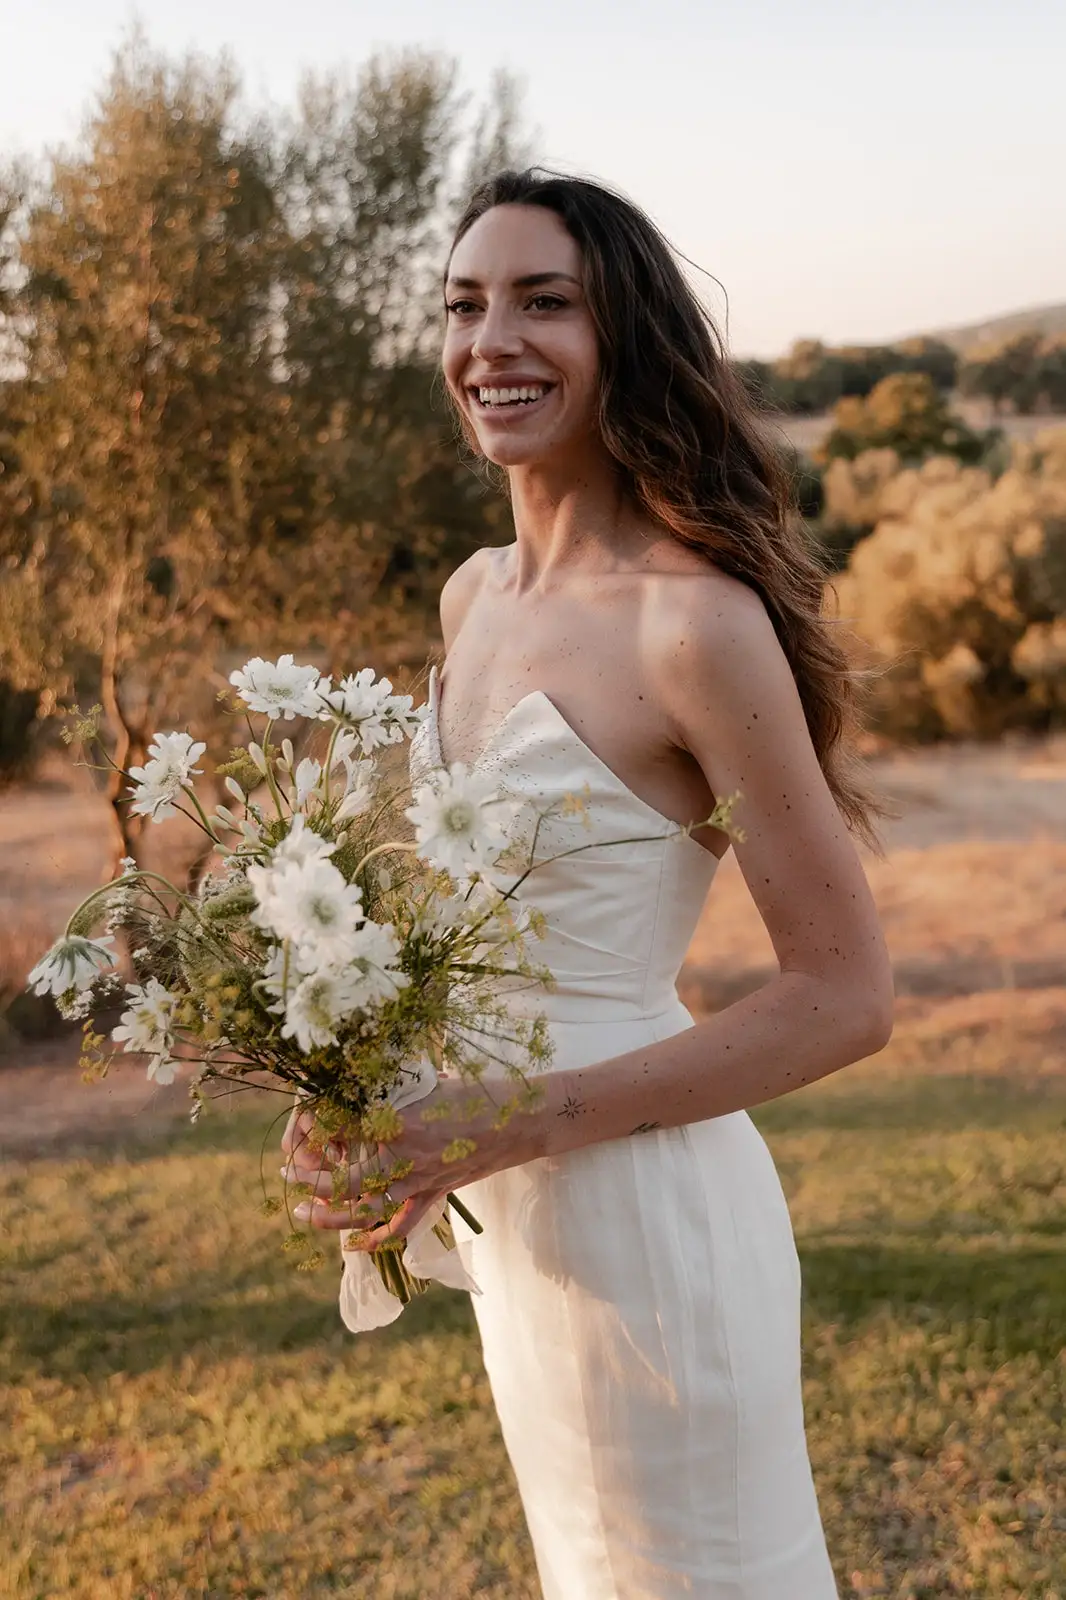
[834,428,1066,738]
[818,373,991,467]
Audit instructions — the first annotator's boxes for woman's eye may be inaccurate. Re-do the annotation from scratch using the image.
[445,300,479,316]
[529,294,566,312]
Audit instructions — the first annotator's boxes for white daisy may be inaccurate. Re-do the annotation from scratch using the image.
[343,918,410,1008]
[319,666,390,722]
[321,668,417,754]
[127,732,207,822]
[405,764,519,879]
[384,693,428,742]
[229,654,324,720]
[111,978,180,1082]
[267,814,336,869]
[278,968,360,1053]
[250,855,365,965]
[27,934,117,998]
[259,940,317,1004]
[146,1053,179,1086]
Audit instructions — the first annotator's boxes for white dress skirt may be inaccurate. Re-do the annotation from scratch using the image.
[415,666,839,1600]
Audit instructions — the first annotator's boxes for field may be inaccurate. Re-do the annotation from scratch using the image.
[1,735,1065,1599]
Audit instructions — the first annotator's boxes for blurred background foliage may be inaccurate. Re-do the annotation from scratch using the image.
[0,34,1064,822]
[0,38,525,849]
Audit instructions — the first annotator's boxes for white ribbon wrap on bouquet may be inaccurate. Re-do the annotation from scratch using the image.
[338,1055,481,1333]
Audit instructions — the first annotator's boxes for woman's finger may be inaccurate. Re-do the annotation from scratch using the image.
[281,1109,349,1170]
[283,1136,355,1186]
[283,1146,326,1186]
[295,1193,382,1231]
[282,1163,368,1201]
[344,1192,440,1251]
[280,1107,316,1158]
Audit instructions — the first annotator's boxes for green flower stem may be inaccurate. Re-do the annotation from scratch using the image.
[321,721,343,810]
[371,1243,434,1305]
[65,870,200,941]
[181,783,221,844]
[258,720,291,821]
[368,1208,480,1305]
[350,839,420,878]
[446,1191,482,1234]
[498,799,743,911]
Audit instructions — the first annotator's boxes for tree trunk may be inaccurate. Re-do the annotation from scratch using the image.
[98,566,148,881]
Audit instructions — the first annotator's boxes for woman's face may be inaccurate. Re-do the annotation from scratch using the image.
[442,203,601,470]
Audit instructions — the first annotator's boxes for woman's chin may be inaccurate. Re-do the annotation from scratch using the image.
[476,429,571,470]
[481,440,545,469]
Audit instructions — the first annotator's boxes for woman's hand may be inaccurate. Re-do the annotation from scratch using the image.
[280,1076,542,1250]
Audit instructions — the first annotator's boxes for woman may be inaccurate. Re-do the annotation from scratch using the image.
[284,169,894,1598]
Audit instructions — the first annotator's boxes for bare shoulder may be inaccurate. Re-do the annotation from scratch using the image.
[639,562,892,1044]
[439,546,505,651]
[641,565,781,733]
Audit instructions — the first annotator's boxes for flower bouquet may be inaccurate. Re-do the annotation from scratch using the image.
[27,656,559,1325]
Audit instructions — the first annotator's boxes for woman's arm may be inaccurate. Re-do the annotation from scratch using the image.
[289,571,893,1243]
[529,574,894,1161]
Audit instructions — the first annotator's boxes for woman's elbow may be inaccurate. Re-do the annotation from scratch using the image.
[852,970,895,1055]
[815,964,893,1058]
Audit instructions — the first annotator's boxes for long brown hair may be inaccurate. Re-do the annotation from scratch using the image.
[447,168,886,852]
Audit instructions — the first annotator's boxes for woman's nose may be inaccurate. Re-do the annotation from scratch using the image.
[472,306,523,362]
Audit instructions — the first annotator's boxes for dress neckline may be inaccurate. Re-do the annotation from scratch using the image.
[427,664,720,866]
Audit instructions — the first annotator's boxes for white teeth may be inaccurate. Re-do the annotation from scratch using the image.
[476,384,548,407]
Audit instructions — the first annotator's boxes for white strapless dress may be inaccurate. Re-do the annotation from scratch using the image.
[413,665,838,1600]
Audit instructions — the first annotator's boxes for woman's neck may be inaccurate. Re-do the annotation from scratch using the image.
[505,449,652,592]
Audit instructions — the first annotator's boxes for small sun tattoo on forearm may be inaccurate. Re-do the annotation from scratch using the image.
[558,1094,586,1120]
[630,1121,661,1135]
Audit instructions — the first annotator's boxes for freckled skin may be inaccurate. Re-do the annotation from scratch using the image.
[436,208,893,1161]
[296,204,896,1240]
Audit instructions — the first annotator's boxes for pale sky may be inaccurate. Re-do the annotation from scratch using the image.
[3,0,1063,356]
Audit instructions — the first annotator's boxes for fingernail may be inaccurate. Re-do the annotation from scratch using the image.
[293,1202,311,1221]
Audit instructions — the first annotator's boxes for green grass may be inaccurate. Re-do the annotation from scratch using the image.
[2,1064,1064,1600]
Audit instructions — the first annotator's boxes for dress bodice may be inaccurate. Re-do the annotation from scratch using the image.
[410,665,719,1023]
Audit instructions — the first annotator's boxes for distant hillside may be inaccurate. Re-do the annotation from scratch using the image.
[925,302,1066,354]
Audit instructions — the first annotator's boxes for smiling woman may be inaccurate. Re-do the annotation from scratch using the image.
[444,236,598,466]
[290,167,894,1600]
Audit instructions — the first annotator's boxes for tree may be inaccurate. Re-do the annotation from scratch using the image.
[817,372,990,467]
[264,54,516,675]
[1035,338,1066,411]
[772,339,845,414]
[0,42,288,871]
[0,38,525,874]
[835,345,900,399]
[958,332,1048,415]
[893,336,958,393]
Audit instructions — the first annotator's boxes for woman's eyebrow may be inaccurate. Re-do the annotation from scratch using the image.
[445,271,581,289]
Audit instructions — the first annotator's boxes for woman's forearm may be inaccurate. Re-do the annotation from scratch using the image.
[528,971,893,1162]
